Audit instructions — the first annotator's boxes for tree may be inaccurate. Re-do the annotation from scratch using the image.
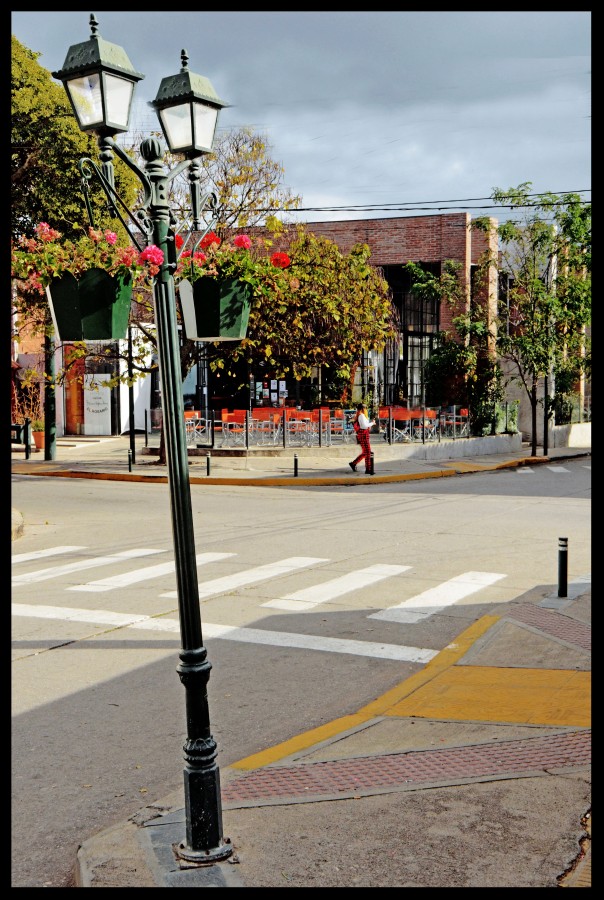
[474,183,591,455]
[202,227,398,405]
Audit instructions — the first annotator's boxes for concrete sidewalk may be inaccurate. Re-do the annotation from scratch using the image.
[11,435,591,886]
[10,430,590,486]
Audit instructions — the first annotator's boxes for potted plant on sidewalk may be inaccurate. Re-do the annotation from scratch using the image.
[30,418,45,451]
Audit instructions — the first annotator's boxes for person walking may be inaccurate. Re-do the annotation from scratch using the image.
[349,403,375,474]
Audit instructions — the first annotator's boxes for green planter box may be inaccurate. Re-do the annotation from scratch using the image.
[46,268,133,341]
[179,277,252,341]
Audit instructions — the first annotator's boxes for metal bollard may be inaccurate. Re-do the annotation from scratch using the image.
[370,452,375,475]
[558,537,568,598]
[128,449,133,472]
[294,454,298,477]
[206,452,211,477]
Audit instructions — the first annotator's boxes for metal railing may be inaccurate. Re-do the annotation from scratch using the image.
[153,405,475,449]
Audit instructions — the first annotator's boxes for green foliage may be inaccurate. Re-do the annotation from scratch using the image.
[218,227,398,385]
[473,183,591,452]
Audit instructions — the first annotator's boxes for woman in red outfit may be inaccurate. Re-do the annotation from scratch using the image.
[349,403,375,474]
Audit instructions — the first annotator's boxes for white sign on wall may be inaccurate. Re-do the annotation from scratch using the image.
[84,375,112,435]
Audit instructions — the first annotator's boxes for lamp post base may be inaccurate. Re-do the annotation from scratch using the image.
[174,837,233,865]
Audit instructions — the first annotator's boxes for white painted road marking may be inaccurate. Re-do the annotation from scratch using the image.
[12,548,166,586]
[11,602,437,663]
[68,552,236,592]
[160,556,328,600]
[262,563,411,611]
[12,546,86,564]
[368,571,506,624]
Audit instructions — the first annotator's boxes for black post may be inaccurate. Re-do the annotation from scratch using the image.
[294,453,298,477]
[128,325,136,465]
[558,537,568,598]
[140,138,230,863]
[370,451,375,475]
[206,452,211,477]
[44,330,56,460]
[543,374,549,457]
[24,418,31,460]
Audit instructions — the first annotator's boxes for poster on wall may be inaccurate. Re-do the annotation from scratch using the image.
[84,375,112,435]
[270,392,278,404]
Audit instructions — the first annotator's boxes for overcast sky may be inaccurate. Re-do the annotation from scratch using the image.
[12,10,591,224]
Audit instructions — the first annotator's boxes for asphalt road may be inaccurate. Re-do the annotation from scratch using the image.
[11,459,591,887]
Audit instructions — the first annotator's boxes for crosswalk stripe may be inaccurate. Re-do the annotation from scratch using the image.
[11,603,437,663]
[67,552,236,592]
[12,546,86,564]
[12,603,150,628]
[368,571,506,623]
[11,548,165,585]
[160,556,329,600]
[262,564,411,611]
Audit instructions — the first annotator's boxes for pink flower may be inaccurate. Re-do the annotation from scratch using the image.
[104,231,118,246]
[233,235,252,250]
[35,222,61,242]
[139,245,165,266]
[193,251,207,264]
[270,251,290,269]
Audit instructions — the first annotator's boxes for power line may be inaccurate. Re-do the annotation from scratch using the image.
[261,191,591,215]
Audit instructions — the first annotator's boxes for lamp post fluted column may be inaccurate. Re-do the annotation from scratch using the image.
[138,137,231,862]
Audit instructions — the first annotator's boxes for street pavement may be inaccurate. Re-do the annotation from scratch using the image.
[11,434,591,887]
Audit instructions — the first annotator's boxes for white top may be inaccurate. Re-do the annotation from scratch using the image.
[356,412,371,430]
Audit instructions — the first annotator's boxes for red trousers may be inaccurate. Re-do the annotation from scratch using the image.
[352,429,372,471]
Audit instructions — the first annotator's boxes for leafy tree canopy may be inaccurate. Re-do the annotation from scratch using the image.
[474,183,591,452]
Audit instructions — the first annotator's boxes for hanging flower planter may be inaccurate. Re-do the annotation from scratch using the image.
[179,276,252,341]
[46,268,133,341]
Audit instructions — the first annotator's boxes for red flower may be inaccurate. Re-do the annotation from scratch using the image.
[270,251,290,269]
[174,234,184,249]
[200,231,221,250]
[233,234,252,249]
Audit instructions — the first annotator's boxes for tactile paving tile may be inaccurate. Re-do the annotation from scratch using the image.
[222,729,590,806]
[506,604,591,652]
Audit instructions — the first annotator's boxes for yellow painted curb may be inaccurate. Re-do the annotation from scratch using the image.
[231,616,500,770]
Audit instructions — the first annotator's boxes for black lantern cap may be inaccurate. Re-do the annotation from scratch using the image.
[52,14,144,87]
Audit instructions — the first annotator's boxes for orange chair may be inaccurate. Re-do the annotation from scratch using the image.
[221,409,246,446]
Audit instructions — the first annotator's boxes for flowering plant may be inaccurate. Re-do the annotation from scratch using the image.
[11,222,165,298]
[174,231,293,299]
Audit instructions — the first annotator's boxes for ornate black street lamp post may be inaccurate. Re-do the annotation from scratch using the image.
[53,14,231,864]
